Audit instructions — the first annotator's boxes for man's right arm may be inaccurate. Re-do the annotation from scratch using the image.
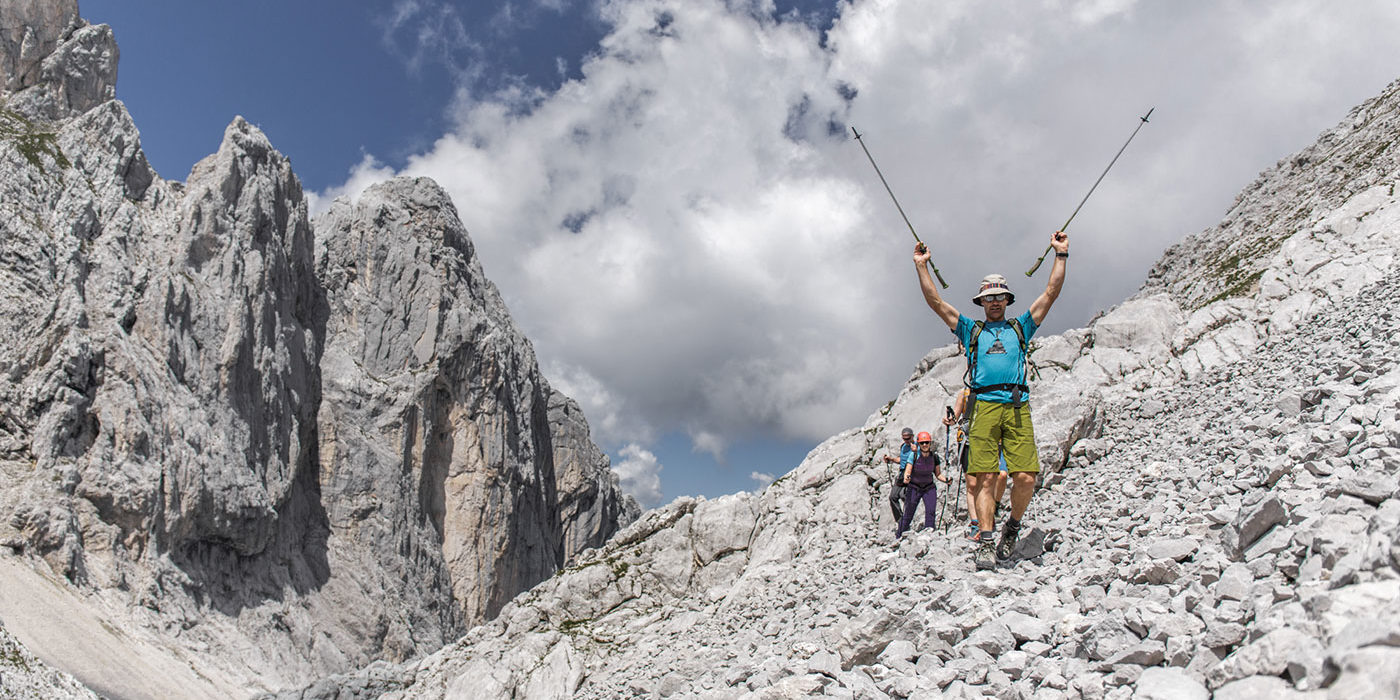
[914,244,959,330]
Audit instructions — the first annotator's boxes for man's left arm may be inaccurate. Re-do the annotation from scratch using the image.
[1028,231,1069,325]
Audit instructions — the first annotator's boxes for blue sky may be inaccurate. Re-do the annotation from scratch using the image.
[84,0,834,190]
[84,1,597,188]
[82,1,1400,508]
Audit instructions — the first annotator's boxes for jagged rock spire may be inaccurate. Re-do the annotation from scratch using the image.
[0,3,636,697]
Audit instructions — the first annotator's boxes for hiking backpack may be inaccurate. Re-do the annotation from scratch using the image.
[962,318,1034,403]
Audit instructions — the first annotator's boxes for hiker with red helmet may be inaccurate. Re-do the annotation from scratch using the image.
[895,431,951,539]
[914,230,1069,569]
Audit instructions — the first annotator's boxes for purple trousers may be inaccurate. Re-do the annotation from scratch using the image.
[896,483,937,537]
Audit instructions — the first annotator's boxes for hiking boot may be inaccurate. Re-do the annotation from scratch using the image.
[974,534,996,571]
[996,518,1021,562]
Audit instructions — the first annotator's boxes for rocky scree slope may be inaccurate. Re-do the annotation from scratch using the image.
[0,2,637,697]
[288,81,1400,699]
[0,622,97,700]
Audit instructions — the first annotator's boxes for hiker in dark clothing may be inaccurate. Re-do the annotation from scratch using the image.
[914,231,1069,569]
[882,427,917,521]
[895,431,951,538]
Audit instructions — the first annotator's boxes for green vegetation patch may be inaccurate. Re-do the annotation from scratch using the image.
[559,618,592,634]
[610,558,629,579]
[1195,233,1279,311]
[1204,269,1265,307]
[1,640,31,671]
[0,107,71,171]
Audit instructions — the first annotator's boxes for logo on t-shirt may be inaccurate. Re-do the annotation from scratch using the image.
[987,338,1007,354]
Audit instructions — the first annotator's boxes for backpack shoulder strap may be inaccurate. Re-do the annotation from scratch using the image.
[966,320,987,387]
[1009,317,1032,384]
[1008,317,1027,354]
[969,320,987,356]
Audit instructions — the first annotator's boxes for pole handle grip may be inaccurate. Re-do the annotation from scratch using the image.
[929,261,949,289]
[1025,244,1053,276]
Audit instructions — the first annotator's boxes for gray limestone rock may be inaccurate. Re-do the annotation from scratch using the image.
[1325,646,1400,699]
[1214,563,1255,602]
[1226,494,1287,558]
[1207,627,1313,689]
[998,610,1053,644]
[0,0,79,92]
[1146,538,1199,563]
[314,176,635,629]
[1212,675,1318,700]
[1085,614,1142,662]
[1132,666,1208,700]
[1,0,116,122]
[0,622,98,700]
[960,621,1017,657]
[4,20,116,121]
[1333,474,1398,505]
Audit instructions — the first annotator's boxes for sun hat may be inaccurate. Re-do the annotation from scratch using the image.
[972,273,1015,306]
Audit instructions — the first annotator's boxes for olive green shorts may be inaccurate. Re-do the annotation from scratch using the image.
[966,399,1040,474]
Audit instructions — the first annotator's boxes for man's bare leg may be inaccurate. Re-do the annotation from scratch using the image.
[969,473,996,536]
[1008,472,1035,521]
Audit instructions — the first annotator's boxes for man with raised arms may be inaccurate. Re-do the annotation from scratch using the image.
[913,231,1069,569]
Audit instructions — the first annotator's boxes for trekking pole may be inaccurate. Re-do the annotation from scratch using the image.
[941,407,953,532]
[952,426,965,531]
[883,439,904,523]
[850,126,949,289]
[1026,108,1154,276]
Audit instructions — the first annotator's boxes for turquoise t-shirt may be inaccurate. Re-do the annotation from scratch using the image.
[900,442,916,465]
[900,442,918,470]
[955,310,1039,404]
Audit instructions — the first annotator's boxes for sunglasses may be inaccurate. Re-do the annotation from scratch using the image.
[902,435,914,440]
[917,441,932,445]
[983,293,1010,303]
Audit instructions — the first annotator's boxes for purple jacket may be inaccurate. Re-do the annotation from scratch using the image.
[903,451,941,487]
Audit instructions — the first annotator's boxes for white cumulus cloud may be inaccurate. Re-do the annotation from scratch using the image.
[750,471,776,491]
[613,443,665,507]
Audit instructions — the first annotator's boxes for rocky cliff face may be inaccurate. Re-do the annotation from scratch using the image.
[1145,80,1400,311]
[289,81,1400,698]
[0,3,635,697]
[313,176,634,641]
[0,0,114,121]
